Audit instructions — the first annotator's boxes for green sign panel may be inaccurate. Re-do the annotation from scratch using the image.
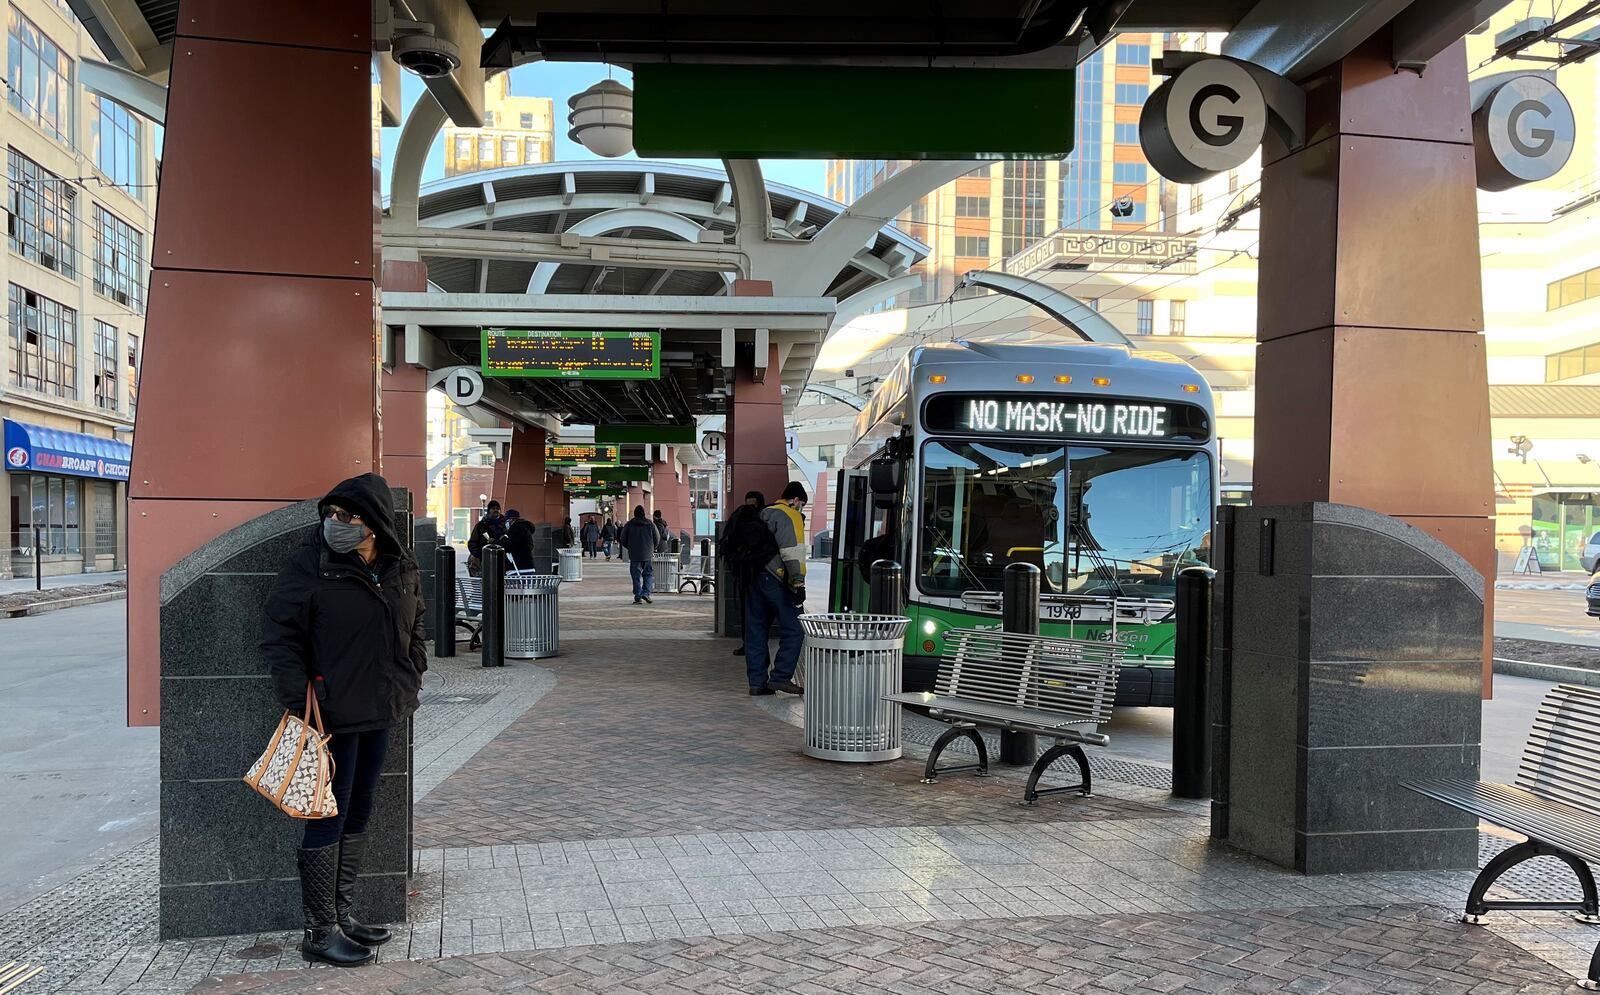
[594,423,696,445]
[482,330,660,379]
[546,444,620,466]
[633,65,1075,159]
[590,466,650,483]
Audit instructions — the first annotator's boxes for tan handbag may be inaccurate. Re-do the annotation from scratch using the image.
[243,682,338,820]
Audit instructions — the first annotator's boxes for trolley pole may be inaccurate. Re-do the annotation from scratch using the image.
[1172,567,1215,799]
[1000,562,1040,765]
[481,545,506,668]
[34,524,43,591]
[868,560,904,614]
[434,545,457,658]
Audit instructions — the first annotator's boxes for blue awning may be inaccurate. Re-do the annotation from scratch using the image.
[3,419,133,481]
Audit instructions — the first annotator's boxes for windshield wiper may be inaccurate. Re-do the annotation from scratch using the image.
[1071,520,1126,598]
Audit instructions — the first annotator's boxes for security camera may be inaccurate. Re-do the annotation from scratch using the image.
[391,23,460,78]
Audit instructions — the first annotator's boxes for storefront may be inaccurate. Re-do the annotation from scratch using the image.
[3,419,132,578]
[1530,489,1600,573]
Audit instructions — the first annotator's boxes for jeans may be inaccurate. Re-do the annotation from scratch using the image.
[630,557,654,600]
[744,570,803,688]
[302,727,391,848]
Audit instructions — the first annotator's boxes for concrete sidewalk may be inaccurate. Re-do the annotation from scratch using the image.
[0,570,127,596]
[1,564,1595,994]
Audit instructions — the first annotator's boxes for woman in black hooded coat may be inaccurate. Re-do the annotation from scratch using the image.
[260,472,426,967]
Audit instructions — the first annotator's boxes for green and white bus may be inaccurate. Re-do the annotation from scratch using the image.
[826,340,1217,706]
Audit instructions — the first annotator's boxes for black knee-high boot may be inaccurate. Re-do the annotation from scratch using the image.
[336,833,392,945]
[298,844,374,966]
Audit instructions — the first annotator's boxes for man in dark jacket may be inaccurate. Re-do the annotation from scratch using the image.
[600,517,618,559]
[619,505,657,603]
[580,519,600,557]
[466,501,505,576]
[260,473,425,968]
[501,510,535,572]
[652,509,670,552]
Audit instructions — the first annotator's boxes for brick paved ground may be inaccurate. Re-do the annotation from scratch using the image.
[188,905,1582,995]
[415,567,1173,848]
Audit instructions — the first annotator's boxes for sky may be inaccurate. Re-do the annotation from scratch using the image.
[379,62,830,198]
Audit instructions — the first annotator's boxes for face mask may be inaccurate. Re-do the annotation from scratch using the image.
[323,518,369,554]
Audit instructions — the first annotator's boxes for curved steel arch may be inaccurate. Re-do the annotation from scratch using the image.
[525,207,732,293]
[955,271,1132,346]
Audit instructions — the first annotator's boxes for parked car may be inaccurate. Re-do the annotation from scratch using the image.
[1582,531,1600,573]
[1589,567,1600,619]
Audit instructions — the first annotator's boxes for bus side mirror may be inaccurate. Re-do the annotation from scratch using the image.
[869,457,901,496]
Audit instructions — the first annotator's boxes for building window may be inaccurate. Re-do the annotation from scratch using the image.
[953,235,989,257]
[11,473,81,557]
[525,137,541,161]
[93,319,117,409]
[1085,297,1099,311]
[1062,48,1105,231]
[8,283,77,399]
[1545,344,1600,382]
[92,206,145,312]
[1547,265,1600,310]
[483,111,495,127]
[1113,122,1140,144]
[454,135,472,160]
[1114,83,1149,104]
[954,195,989,217]
[7,7,73,145]
[1113,162,1148,183]
[1115,42,1151,66]
[126,332,139,415]
[1227,169,1240,193]
[1170,300,1186,335]
[478,137,494,159]
[1136,298,1153,334]
[520,112,534,129]
[1190,184,1205,213]
[88,93,141,190]
[1001,160,1046,256]
[7,149,75,277]
[501,136,519,163]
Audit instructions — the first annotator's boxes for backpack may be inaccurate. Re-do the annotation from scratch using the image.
[721,507,780,578]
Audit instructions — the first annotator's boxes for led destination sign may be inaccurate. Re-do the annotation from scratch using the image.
[482,330,660,379]
[924,393,1210,443]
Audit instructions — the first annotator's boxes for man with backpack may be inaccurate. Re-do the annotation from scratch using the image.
[723,483,808,696]
[466,501,506,577]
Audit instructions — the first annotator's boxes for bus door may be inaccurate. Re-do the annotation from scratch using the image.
[830,469,870,611]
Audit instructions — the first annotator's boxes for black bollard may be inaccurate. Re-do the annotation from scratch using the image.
[1172,566,1215,799]
[34,524,43,591]
[868,559,904,614]
[481,545,506,668]
[1001,562,1040,765]
[434,544,457,658]
[700,537,710,559]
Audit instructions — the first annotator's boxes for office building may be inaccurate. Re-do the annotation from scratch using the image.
[2,0,156,578]
[443,73,554,175]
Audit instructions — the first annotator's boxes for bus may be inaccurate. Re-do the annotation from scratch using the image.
[826,339,1217,707]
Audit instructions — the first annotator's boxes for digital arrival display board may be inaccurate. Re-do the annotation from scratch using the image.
[482,330,660,379]
[545,444,620,466]
[923,393,1211,443]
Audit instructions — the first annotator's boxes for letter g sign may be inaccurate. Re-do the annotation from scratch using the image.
[1472,74,1574,191]
[1141,59,1268,184]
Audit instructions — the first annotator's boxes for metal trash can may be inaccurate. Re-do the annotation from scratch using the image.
[798,613,909,762]
[558,548,583,582]
[652,553,679,593]
[504,571,562,659]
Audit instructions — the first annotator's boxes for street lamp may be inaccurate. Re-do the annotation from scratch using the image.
[1507,435,1534,463]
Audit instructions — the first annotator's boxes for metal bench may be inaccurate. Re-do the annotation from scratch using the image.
[1406,683,1600,989]
[884,627,1121,804]
[679,554,715,595]
[456,576,484,649]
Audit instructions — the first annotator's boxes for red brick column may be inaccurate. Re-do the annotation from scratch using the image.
[727,342,789,509]
[380,259,430,499]
[1253,36,1494,686]
[128,2,378,725]
[502,424,545,517]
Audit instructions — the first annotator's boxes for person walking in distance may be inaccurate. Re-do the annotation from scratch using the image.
[600,517,618,560]
[729,482,808,695]
[620,505,658,603]
[580,518,600,558]
[260,473,426,967]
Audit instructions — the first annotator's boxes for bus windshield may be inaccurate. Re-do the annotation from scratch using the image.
[919,440,1067,596]
[918,440,1211,600]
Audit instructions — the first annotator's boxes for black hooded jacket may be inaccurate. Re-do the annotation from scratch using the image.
[260,473,427,734]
